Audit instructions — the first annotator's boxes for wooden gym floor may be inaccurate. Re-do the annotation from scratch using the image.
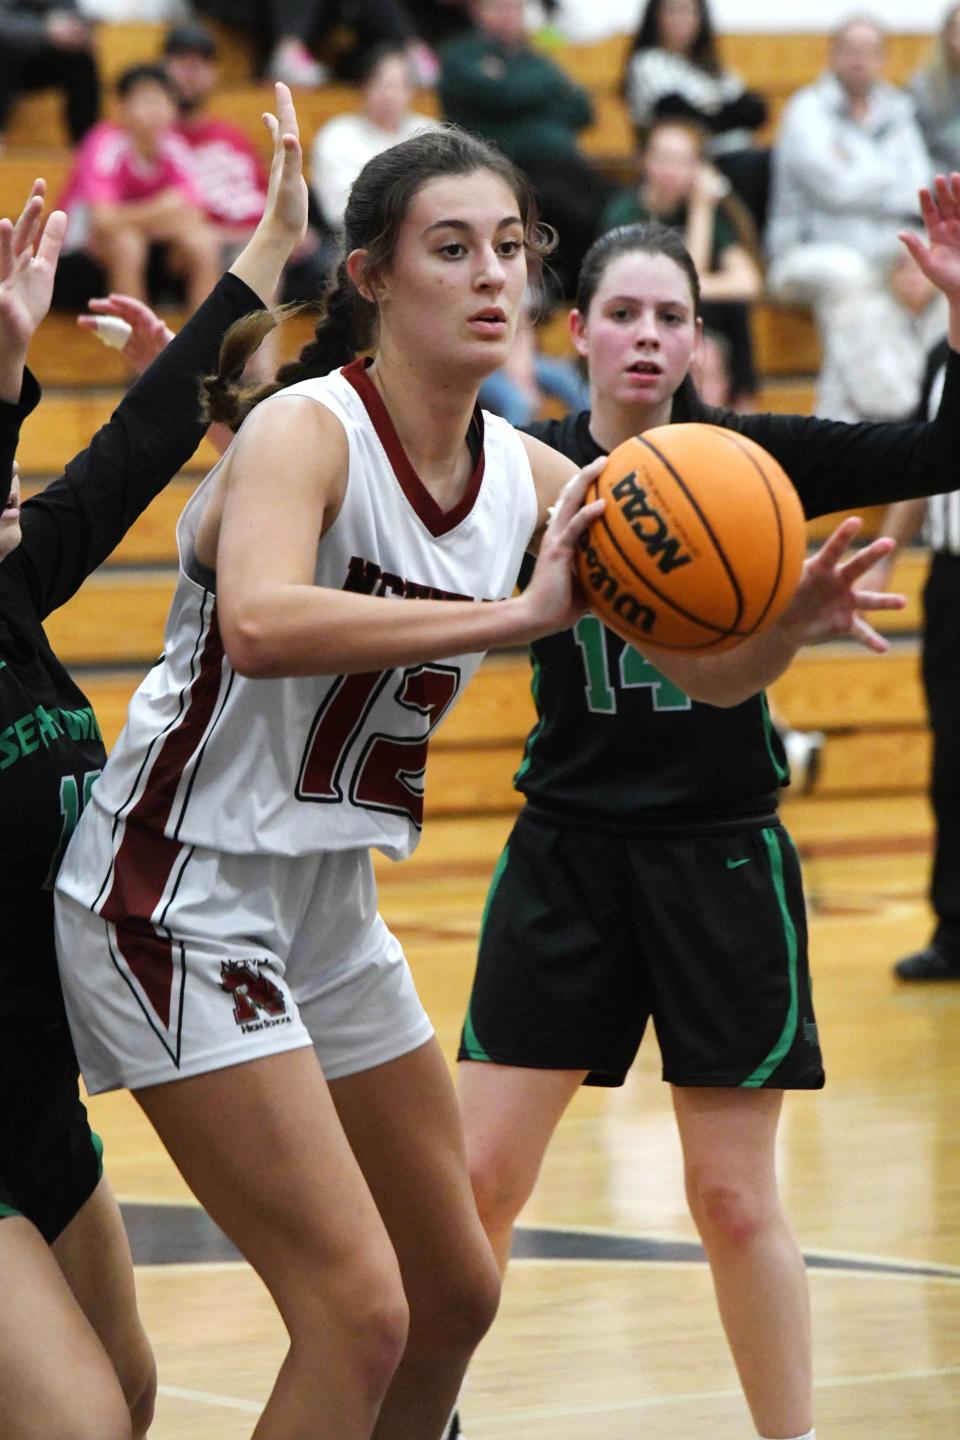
[85,793,960,1439]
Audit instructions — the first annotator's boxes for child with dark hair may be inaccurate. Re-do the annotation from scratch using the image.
[310,42,439,235]
[57,63,220,314]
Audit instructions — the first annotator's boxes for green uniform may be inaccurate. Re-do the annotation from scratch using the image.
[460,370,960,1086]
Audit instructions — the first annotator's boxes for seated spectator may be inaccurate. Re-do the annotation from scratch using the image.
[192,0,439,86]
[909,2,960,175]
[164,23,269,255]
[816,241,947,422]
[0,0,100,147]
[164,22,330,303]
[56,64,221,315]
[479,292,589,425]
[623,0,769,230]
[602,118,761,405]
[439,0,611,298]
[311,42,439,234]
[766,16,932,366]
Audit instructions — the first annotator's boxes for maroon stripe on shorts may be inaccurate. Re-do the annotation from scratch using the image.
[100,608,226,1028]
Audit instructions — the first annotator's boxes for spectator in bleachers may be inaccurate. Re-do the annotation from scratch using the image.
[623,0,769,231]
[192,0,440,87]
[438,0,611,298]
[909,3,960,175]
[0,0,100,148]
[164,22,332,303]
[164,24,268,257]
[766,15,932,359]
[57,64,221,315]
[601,117,760,406]
[310,42,439,235]
[816,240,947,423]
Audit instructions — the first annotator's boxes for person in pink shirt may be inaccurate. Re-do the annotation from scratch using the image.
[60,64,220,314]
[163,25,268,251]
[163,24,331,301]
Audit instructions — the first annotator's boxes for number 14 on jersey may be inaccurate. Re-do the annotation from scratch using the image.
[573,615,691,715]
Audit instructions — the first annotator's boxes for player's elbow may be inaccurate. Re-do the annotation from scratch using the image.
[682,674,757,708]
[691,687,749,708]
[220,608,287,679]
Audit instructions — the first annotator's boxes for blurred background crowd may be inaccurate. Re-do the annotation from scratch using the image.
[2,0,957,424]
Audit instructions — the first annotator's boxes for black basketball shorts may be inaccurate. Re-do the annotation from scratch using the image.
[0,1019,104,1242]
[459,807,824,1089]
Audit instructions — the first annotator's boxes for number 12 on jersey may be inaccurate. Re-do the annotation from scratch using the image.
[573,615,691,714]
[297,663,461,827]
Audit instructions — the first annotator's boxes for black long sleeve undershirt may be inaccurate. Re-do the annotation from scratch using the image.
[0,368,40,511]
[681,346,960,519]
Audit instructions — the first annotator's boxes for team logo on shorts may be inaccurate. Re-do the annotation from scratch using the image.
[220,960,290,1034]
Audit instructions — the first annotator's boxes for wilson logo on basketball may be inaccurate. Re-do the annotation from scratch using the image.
[609,471,694,575]
[575,427,806,654]
[220,960,290,1033]
[577,533,658,634]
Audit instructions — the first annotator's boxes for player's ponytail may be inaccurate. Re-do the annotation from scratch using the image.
[202,125,554,430]
[200,262,374,428]
[273,259,375,387]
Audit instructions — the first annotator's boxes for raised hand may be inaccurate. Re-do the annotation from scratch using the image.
[777,517,906,655]
[0,180,67,356]
[77,294,175,374]
[260,82,308,247]
[900,173,960,302]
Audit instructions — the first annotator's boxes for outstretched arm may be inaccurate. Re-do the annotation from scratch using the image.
[214,398,606,678]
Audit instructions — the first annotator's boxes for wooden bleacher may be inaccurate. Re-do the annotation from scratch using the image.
[2,22,939,810]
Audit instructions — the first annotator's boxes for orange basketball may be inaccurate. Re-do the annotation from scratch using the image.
[575,424,806,653]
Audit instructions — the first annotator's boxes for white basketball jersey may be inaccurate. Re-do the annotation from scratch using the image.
[74,362,539,889]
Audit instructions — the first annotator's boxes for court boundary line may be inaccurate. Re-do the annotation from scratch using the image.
[157,1361,960,1422]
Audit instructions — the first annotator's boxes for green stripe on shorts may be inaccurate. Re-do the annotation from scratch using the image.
[461,843,512,1063]
[0,1201,22,1221]
[741,827,799,1087]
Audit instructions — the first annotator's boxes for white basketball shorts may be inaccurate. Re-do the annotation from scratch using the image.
[54,821,434,1095]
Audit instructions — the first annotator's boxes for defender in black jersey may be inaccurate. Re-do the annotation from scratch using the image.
[0,93,307,1440]
[456,206,960,1440]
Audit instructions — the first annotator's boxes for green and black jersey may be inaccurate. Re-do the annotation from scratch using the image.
[520,356,960,831]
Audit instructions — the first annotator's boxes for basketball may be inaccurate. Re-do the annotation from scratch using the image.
[575,424,807,653]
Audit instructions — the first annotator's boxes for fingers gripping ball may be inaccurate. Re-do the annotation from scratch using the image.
[575,425,806,652]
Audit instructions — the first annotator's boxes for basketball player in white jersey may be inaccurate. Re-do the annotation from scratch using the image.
[51,124,614,1440]
[52,117,915,1436]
